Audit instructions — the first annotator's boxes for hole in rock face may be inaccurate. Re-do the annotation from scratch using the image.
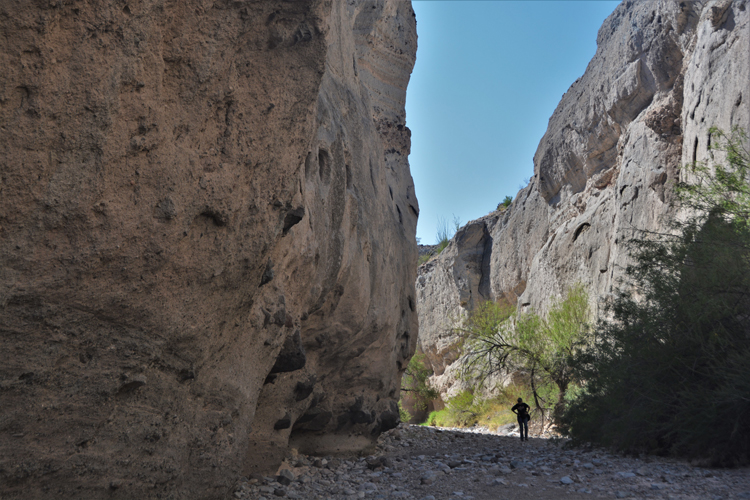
[291,408,332,432]
[282,207,305,235]
[304,152,314,180]
[199,207,227,227]
[269,330,306,374]
[345,164,352,190]
[318,149,331,182]
[260,260,274,287]
[274,414,292,430]
[399,331,410,359]
[573,223,591,242]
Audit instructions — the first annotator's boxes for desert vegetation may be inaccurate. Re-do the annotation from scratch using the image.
[435,214,461,254]
[417,215,461,265]
[497,195,513,211]
[560,127,750,465]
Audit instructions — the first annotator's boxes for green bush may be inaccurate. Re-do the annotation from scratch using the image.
[422,382,564,431]
[497,195,513,211]
[400,353,440,417]
[398,400,411,423]
[459,285,590,421]
[424,391,482,427]
[561,127,750,465]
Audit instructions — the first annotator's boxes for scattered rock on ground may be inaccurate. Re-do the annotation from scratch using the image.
[234,424,750,500]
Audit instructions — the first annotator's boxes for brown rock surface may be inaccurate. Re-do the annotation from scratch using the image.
[417,0,750,400]
[0,1,418,498]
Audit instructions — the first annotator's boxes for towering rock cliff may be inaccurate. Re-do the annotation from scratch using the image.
[0,1,418,498]
[417,0,749,399]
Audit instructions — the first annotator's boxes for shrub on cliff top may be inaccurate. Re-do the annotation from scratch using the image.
[497,195,513,211]
[435,215,460,254]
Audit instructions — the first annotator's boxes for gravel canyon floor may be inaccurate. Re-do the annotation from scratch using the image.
[236,424,750,500]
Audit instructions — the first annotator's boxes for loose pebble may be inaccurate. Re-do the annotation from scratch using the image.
[232,423,750,500]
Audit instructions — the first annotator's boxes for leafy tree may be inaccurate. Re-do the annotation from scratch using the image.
[561,127,750,465]
[398,400,412,423]
[459,285,590,421]
[400,353,440,412]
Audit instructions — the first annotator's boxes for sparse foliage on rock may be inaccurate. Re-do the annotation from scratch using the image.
[435,214,461,254]
[497,195,513,211]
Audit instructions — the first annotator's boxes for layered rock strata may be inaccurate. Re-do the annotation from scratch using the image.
[417,0,750,399]
[0,1,418,498]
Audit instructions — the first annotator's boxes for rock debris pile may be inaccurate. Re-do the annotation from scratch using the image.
[235,424,750,500]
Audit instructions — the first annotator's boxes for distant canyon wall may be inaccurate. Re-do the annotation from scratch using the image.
[0,1,417,498]
[417,0,750,399]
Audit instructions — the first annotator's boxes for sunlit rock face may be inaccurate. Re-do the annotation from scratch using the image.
[0,1,417,497]
[417,0,749,401]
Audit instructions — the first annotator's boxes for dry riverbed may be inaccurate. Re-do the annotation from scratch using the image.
[235,424,750,500]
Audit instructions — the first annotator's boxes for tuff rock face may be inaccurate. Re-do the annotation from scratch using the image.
[417,0,750,400]
[0,1,418,498]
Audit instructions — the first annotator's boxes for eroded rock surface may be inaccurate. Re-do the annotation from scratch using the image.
[417,0,750,400]
[0,1,417,498]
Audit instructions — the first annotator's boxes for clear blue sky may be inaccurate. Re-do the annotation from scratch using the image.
[407,0,620,244]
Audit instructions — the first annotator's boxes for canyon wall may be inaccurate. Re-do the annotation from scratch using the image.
[0,1,418,498]
[417,0,750,399]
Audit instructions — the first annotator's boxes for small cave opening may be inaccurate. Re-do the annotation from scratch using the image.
[573,222,591,242]
[282,207,305,235]
[318,149,331,182]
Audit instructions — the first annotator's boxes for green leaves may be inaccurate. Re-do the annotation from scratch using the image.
[401,353,439,411]
[458,285,590,419]
[561,127,750,465]
[498,195,513,211]
[677,127,750,229]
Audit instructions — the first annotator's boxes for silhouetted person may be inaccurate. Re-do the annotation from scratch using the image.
[511,397,530,441]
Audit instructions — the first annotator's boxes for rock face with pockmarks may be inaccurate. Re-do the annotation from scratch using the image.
[417,0,749,401]
[0,1,417,498]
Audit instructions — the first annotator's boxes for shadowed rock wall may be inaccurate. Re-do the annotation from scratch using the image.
[0,0,417,498]
[417,0,750,400]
